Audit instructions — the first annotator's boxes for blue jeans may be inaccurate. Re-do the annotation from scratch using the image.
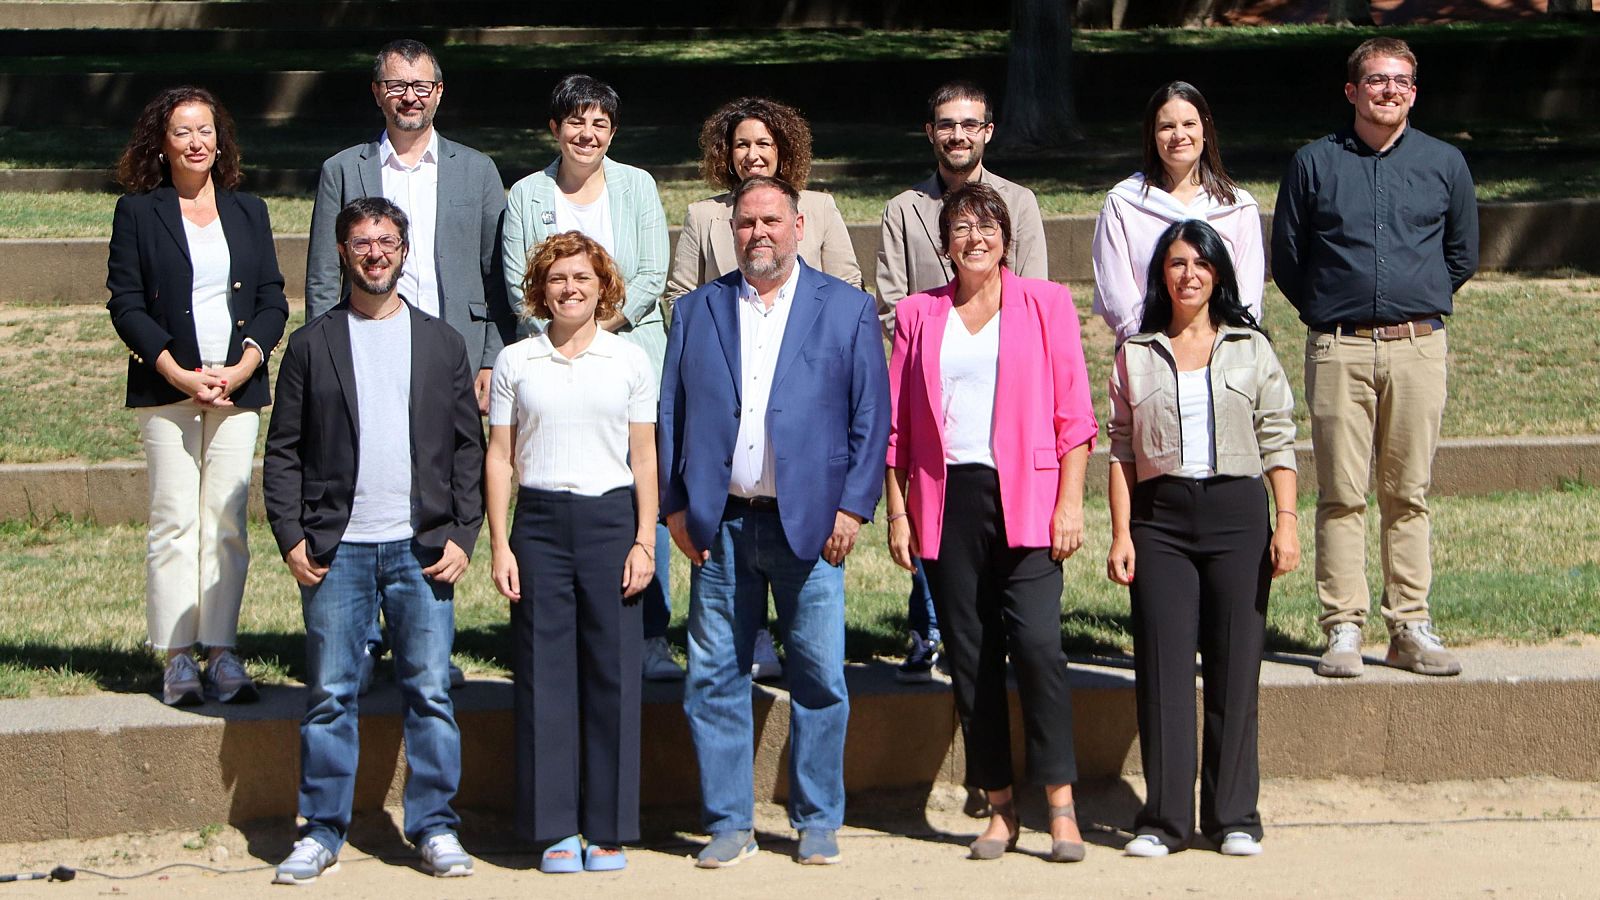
[640,522,673,640]
[685,503,849,834]
[298,540,461,853]
[908,558,940,644]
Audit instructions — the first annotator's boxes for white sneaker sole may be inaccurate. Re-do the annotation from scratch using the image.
[273,860,340,885]
[1124,837,1169,858]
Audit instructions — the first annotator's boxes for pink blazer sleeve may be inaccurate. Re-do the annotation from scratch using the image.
[1044,282,1099,458]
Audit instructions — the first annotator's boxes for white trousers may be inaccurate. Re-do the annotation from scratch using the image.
[137,401,259,650]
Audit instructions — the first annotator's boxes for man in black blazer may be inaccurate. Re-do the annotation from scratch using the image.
[264,197,484,884]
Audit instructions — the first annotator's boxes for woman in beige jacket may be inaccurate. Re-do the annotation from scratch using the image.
[1106,219,1299,860]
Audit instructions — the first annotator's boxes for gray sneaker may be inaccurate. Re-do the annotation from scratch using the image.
[1386,621,1462,676]
[642,636,686,682]
[274,837,338,884]
[696,830,757,868]
[797,828,841,865]
[204,650,258,704]
[751,630,783,682]
[419,832,474,877]
[162,653,203,707]
[1316,623,1365,678]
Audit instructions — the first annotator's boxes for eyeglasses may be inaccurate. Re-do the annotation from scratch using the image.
[378,80,440,98]
[949,222,1000,239]
[933,118,990,136]
[1360,73,1416,91]
[345,235,404,254]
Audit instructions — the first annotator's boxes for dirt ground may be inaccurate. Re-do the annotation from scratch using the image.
[2,777,1598,898]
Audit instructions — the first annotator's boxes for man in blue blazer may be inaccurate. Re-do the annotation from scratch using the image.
[659,175,890,868]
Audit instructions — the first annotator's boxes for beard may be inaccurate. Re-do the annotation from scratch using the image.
[738,242,795,283]
[935,140,982,176]
[348,260,402,297]
[390,104,435,133]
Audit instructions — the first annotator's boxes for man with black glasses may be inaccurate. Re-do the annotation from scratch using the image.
[874,81,1048,688]
[1273,38,1478,680]
[305,38,510,693]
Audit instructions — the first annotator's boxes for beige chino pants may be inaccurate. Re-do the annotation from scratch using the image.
[137,401,259,650]
[1304,327,1448,633]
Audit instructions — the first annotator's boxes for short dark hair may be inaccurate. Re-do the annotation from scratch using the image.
[373,38,441,83]
[938,182,1011,258]
[1347,37,1416,84]
[926,81,991,125]
[697,96,815,192]
[1139,219,1265,337]
[335,196,410,248]
[1140,81,1239,207]
[116,86,243,193]
[730,174,800,216]
[548,73,620,127]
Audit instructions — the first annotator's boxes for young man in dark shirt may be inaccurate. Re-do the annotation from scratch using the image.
[1272,37,1478,679]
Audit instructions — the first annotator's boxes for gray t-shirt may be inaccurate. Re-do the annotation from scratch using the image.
[344,311,414,543]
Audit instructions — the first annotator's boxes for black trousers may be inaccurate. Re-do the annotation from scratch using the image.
[509,486,642,846]
[922,465,1077,789]
[1128,475,1271,849]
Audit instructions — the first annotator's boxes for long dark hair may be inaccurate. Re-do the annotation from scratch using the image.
[1138,219,1266,337]
[1139,81,1237,206]
[116,86,242,193]
[697,96,813,192]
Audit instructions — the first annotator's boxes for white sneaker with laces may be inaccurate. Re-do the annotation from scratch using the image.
[274,837,339,884]
[1123,834,1170,858]
[642,636,686,681]
[1219,832,1263,856]
[162,653,203,707]
[751,629,784,682]
[1316,622,1365,678]
[204,650,258,704]
[420,832,474,877]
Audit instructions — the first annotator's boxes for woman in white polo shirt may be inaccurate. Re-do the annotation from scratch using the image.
[485,231,659,874]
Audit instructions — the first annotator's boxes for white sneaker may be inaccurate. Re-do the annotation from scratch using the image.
[162,653,203,707]
[642,636,686,681]
[751,629,783,682]
[419,832,474,877]
[1219,832,1263,856]
[1123,834,1169,857]
[1316,622,1365,678]
[274,837,339,884]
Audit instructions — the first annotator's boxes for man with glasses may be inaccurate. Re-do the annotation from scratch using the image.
[266,197,484,884]
[874,81,1048,689]
[306,38,509,693]
[1273,38,1478,679]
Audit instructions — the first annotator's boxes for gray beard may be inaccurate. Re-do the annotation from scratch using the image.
[739,250,795,284]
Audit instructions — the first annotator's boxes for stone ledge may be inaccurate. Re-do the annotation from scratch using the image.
[1,641,1594,843]
[3,436,1597,526]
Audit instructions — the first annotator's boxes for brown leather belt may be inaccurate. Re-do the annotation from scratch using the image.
[1337,321,1439,341]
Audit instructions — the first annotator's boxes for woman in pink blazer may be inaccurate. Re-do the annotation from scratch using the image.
[884,183,1098,863]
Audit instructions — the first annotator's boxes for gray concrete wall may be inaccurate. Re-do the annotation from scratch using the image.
[6,200,1598,306]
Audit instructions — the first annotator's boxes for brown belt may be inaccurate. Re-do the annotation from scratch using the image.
[1339,322,1437,341]
[727,494,779,512]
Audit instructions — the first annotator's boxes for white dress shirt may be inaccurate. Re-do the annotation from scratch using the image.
[729,262,802,498]
[488,329,657,496]
[379,130,440,317]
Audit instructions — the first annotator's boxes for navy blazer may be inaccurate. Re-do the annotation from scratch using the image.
[659,261,890,561]
[106,186,289,408]
[262,305,485,567]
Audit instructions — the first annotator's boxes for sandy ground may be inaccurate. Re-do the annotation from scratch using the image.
[2,777,1598,898]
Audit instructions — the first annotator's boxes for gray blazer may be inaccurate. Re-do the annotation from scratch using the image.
[875,167,1048,328]
[304,133,511,371]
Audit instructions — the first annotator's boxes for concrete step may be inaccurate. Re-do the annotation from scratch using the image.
[2,641,1595,843]
[4,201,1598,308]
[3,436,1599,527]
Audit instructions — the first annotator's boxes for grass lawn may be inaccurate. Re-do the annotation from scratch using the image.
[1,481,1596,699]
[1,275,1595,464]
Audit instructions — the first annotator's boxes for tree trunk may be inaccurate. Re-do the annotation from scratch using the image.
[1327,0,1375,25]
[998,0,1081,150]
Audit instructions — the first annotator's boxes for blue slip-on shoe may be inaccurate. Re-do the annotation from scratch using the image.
[584,844,627,872]
[540,835,584,874]
[695,830,757,868]
[797,829,841,865]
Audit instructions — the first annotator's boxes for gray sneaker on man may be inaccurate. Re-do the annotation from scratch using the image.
[204,650,259,704]
[751,629,784,682]
[797,828,841,865]
[642,635,686,681]
[696,830,758,868]
[162,653,204,707]
[274,837,339,884]
[419,832,474,877]
[1386,621,1462,676]
[1316,622,1365,678]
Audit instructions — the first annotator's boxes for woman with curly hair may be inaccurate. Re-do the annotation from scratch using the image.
[106,85,288,706]
[665,96,862,679]
[485,231,660,873]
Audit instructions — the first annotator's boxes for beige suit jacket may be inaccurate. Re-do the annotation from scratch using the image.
[875,167,1048,327]
[664,188,862,310]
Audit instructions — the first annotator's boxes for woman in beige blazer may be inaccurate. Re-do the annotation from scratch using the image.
[665,96,862,313]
